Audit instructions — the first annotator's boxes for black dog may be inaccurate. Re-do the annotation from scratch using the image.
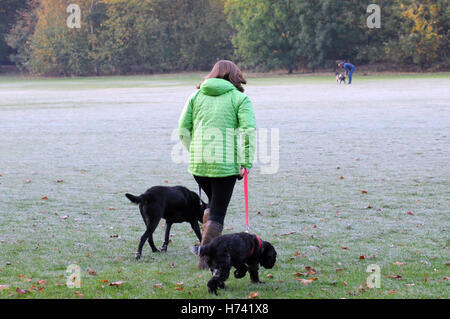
[126,186,207,260]
[336,72,346,84]
[191,232,277,295]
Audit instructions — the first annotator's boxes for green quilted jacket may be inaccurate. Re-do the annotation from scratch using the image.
[178,78,256,177]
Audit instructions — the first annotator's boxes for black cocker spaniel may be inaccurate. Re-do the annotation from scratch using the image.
[191,232,277,295]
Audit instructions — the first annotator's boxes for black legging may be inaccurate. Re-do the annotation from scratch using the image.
[194,175,237,225]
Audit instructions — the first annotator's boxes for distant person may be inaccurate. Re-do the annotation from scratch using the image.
[178,60,256,269]
[338,61,355,84]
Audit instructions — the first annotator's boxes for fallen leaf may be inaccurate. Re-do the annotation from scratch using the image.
[249,291,259,298]
[37,279,47,285]
[443,276,450,281]
[174,286,184,291]
[394,262,406,266]
[164,180,169,184]
[153,283,162,288]
[298,279,316,285]
[74,291,84,298]
[406,211,414,216]
[41,196,48,200]
[294,272,308,277]
[226,226,233,231]
[340,176,344,179]
[361,190,368,194]
[175,282,184,287]
[387,275,402,280]
[0,285,10,290]
[107,207,116,211]
[267,274,274,279]
[100,279,108,283]
[305,266,317,275]
[56,180,64,183]
[343,281,348,286]
[335,268,344,272]
[341,246,348,250]
[109,281,125,287]
[16,287,26,295]
[87,269,97,276]
[359,254,367,260]
[388,290,398,294]
[24,179,32,183]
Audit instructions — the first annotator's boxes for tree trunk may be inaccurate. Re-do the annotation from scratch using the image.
[90,0,99,76]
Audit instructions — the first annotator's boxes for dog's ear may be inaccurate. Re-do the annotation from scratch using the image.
[260,241,277,269]
[125,193,141,204]
[190,245,209,257]
[190,246,200,256]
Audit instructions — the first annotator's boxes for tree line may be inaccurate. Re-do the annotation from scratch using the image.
[1,0,448,76]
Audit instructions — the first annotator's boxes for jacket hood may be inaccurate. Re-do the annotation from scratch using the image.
[200,78,236,96]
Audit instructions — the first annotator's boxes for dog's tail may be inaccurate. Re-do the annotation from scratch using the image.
[125,193,142,204]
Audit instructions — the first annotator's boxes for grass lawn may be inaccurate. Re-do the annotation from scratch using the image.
[0,73,449,299]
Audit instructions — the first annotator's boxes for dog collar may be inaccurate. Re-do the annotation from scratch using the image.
[249,235,262,257]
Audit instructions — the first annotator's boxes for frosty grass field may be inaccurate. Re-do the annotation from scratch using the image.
[0,73,449,299]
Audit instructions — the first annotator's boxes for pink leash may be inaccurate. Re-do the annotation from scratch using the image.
[244,169,249,232]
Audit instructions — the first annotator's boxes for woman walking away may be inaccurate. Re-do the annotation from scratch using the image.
[178,60,256,269]
[338,61,355,84]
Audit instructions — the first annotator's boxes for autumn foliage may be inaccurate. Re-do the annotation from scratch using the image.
[3,0,449,75]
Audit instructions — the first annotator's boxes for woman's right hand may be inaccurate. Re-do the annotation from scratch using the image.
[237,167,248,180]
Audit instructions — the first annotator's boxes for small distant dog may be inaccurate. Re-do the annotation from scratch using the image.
[336,72,346,84]
[126,186,207,260]
[190,232,277,295]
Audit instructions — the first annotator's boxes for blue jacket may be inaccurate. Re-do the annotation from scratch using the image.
[341,62,355,72]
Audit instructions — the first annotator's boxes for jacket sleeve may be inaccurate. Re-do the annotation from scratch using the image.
[178,95,194,151]
[237,95,256,169]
